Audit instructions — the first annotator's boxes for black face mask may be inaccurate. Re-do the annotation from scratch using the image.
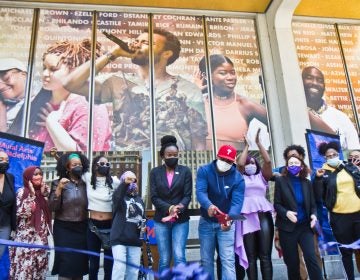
[70,166,83,178]
[97,166,110,176]
[164,157,178,168]
[0,162,9,174]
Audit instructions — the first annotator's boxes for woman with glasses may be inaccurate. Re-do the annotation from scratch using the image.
[9,166,51,279]
[314,141,360,280]
[86,155,120,280]
[48,152,89,280]
[150,135,192,274]
[274,155,322,280]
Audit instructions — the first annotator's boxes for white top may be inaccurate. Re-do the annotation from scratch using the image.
[320,106,360,150]
[84,172,120,212]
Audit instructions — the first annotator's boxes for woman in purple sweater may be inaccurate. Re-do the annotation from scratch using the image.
[235,129,274,280]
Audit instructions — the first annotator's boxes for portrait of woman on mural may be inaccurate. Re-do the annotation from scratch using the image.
[26,39,111,152]
[195,54,269,150]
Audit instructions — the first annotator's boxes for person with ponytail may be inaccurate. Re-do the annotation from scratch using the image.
[235,129,274,280]
[150,135,192,274]
[314,141,360,280]
[274,156,322,280]
[86,155,120,280]
[48,152,89,279]
[9,166,51,279]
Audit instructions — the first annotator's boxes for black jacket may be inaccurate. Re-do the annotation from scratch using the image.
[274,175,317,232]
[150,164,192,223]
[313,162,360,211]
[0,173,16,231]
[111,182,145,247]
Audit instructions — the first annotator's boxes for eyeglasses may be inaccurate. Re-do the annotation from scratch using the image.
[325,153,339,159]
[97,162,111,167]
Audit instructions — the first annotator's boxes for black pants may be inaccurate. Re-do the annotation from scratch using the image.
[239,212,274,280]
[330,211,360,280]
[87,219,113,280]
[279,223,322,280]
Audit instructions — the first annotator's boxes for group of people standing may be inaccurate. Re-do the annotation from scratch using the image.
[0,135,359,280]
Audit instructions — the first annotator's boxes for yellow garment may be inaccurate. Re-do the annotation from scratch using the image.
[332,168,360,213]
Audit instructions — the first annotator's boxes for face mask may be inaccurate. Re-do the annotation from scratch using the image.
[287,165,302,176]
[70,166,83,178]
[97,166,110,176]
[216,159,232,173]
[327,157,340,167]
[164,157,178,168]
[0,162,9,174]
[244,164,257,175]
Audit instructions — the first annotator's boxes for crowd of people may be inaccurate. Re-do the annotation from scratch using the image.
[0,133,359,280]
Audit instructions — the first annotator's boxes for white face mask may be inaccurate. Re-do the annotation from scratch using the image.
[327,156,340,167]
[216,159,232,172]
[244,164,257,175]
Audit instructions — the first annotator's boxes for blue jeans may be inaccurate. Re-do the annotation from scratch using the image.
[112,244,141,280]
[154,221,189,274]
[198,217,235,280]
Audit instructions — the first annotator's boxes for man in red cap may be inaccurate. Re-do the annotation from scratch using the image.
[196,144,245,279]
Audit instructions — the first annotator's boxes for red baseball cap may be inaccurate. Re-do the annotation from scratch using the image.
[217,145,237,162]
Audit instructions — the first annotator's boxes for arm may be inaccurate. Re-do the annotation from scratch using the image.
[48,178,69,211]
[308,112,335,134]
[63,45,134,99]
[256,129,272,180]
[273,177,288,220]
[112,181,128,214]
[228,174,245,219]
[241,98,268,125]
[178,167,192,209]
[195,166,213,211]
[150,169,172,214]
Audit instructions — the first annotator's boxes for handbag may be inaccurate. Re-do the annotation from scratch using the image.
[88,220,111,250]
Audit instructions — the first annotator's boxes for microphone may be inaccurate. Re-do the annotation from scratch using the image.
[102,31,135,54]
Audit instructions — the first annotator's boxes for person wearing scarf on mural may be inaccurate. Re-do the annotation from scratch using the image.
[86,155,120,280]
[9,166,51,279]
[274,155,322,280]
[48,152,89,279]
[150,135,192,274]
[0,150,16,260]
[25,39,111,152]
[314,141,360,280]
[110,170,145,280]
[235,129,274,280]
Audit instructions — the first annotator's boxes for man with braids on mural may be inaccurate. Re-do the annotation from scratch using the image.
[63,28,207,151]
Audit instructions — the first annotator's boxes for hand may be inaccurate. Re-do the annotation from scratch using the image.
[124,176,136,184]
[310,214,317,228]
[316,168,325,177]
[192,69,207,92]
[36,102,56,127]
[40,181,49,197]
[207,205,219,218]
[255,128,261,145]
[58,178,70,190]
[49,147,60,161]
[28,181,35,196]
[220,223,231,231]
[350,157,360,169]
[286,211,298,223]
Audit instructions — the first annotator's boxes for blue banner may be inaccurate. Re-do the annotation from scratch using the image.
[305,129,341,256]
[0,132,44,192]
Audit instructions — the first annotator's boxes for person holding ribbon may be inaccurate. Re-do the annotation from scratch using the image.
[86,155,120,280]
[314,141,360,280]
[110,170,145,280]
[9,166,51,279]
[150,135,192,274]
[196,144,245,279]
[235,129,274,280]
[274,155,322,280]
[48,152,89,279]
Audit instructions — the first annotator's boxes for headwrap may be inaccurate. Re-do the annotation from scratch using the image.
[68,153,80,161]
[21,166,51,232]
